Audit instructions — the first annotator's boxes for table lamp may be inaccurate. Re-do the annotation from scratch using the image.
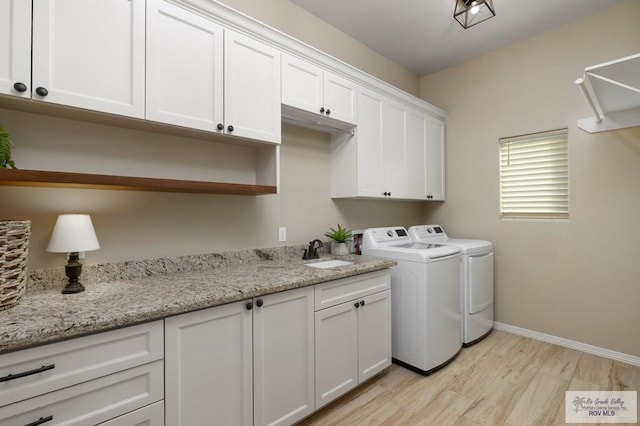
[47,214,100,294]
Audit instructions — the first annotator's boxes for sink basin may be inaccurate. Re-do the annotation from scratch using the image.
[305,260,354,269]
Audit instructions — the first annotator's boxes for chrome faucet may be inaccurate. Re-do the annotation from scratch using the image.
[302,239,323,260]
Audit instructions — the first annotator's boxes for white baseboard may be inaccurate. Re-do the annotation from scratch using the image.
[494,322,640,367]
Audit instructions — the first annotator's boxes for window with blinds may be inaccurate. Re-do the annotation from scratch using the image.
[499,129,568,218]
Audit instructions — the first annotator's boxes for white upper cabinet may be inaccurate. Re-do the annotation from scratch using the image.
[225,30,281,144]
[0,0,31,98]
[384,99,409,199]
[332,87,444,201]
[31,0,145,118]
[282,54,357,125]
[354,88,386,197]
[147,1,280,144]
[426,119,446,200]
[146,0,224,132]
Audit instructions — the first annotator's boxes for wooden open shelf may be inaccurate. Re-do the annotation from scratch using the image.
[0,169,277,195]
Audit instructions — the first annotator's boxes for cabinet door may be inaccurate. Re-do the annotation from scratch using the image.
[165,301,253,426]
[406,109,428,200]
[356,88,386,198]
[384,100,408,199]
[426,119,446,200]
[224,30,281,144]
[324,72,357,124]
[0,0,31,98]
[31,0,145,118]
[281,54,323,115]
[358,290,392,383]
[253,286,315,426]
[315,301,358,409]
[146,0,224,132]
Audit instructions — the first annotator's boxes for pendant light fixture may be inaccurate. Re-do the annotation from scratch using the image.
[454,0,495,29]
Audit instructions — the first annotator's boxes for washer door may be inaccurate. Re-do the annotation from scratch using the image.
[468,252,494,314]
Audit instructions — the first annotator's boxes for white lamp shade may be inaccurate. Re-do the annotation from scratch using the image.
[47,214,100,253]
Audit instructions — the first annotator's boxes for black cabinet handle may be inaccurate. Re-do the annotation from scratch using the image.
[217,123,224,131]
[354,302,359,308]
[35,87,48,97]
[227,125,234,132]
[256,299,264,307]
[13,82,27,92]
[0,364,55,383]
[426,195,433,199]
[320,107,325,113]
[24,416,53,426]
[325,109,331,116]
[246,301,253,310]
[359,300,365,306]
[388,192,391,197]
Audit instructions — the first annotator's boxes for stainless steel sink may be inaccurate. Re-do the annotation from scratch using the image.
[304,260,354,269]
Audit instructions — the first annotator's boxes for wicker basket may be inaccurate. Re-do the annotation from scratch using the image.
[0,220,30,310]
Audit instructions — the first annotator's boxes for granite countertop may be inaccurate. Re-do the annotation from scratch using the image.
[0,248,395,354]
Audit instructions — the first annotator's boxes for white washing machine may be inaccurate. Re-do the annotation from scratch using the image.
[362,226,462,374]
[409,224,494,346]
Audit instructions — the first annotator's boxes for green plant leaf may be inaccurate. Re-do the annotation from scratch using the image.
[0,124,17,169]
[324,224,352,243]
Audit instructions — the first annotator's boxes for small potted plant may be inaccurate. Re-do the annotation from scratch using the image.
[0,124,17,169]
[324,224,352,256]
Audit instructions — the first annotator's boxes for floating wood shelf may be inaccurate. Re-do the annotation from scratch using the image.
[0,169,277,195]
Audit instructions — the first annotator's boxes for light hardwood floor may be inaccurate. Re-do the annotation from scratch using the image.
[299,331,640,425]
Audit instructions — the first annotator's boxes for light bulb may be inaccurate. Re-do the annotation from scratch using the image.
[470,1,480,14]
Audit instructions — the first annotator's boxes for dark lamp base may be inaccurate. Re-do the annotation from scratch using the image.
[62,252,86,294]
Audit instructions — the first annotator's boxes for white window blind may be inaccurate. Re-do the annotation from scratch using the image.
[499,129,568,218]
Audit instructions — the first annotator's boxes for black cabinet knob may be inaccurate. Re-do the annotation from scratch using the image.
[256,299,264,307]
[320,107,325,113]
[325,109,331,116]
[227,125,234,132]
[13,82,27,92]
[246,301,253,310]
[217,123,224,131]
[354,302,360,308]
[35,87,48,97]
[388,192,391,197]
[383,192,388,196]
[426,195,433,199]
[359,300,365,306]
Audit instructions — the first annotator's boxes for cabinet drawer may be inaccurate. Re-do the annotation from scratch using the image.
[0,360,164,426]
[98,400,164,426]
[0,320,163,407]
[314,269,391,311]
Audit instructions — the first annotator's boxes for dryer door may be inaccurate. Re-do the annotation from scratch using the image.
[468,252,494,314]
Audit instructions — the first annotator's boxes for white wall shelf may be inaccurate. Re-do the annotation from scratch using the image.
[575,53,640,133]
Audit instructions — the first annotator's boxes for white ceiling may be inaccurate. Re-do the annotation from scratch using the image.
[290,0,628,76]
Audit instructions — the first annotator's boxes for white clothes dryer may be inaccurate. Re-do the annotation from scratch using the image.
[409,225,494,346]
[362,226,462,374]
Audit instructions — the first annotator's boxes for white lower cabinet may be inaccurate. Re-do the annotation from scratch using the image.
[164,286,315,426]
[315,271,392,409]
[165,300,253,426]
[0,360,164,426]
[253,287,315,426]
[0,321,164,426]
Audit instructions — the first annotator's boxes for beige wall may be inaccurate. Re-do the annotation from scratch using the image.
[420,0,640,356]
